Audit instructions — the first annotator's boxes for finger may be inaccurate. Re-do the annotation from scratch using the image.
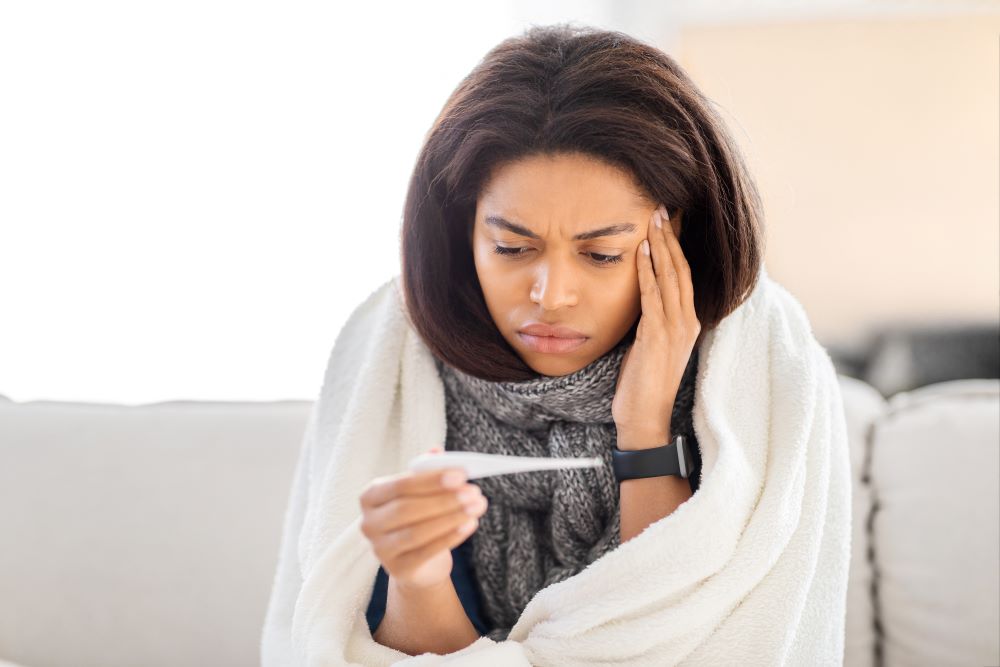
[636,233,666,331]
[372,483,485,533]
[657,204,696,320]
[393,516,481,575]
[648,208,682,322]
[382,502,485,560]
[360,465,467,509]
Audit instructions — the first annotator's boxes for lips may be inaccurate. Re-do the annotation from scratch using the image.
[516,322,589,355]
[518,322,588,339]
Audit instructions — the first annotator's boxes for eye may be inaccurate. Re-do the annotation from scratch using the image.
[491,245,624,266]
[492,245,530,258]
[589,252,624,266]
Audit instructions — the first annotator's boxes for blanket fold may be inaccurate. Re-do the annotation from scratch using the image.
[260,265,852,666]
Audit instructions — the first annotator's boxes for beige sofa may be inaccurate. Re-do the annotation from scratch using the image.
[0,376,997,666]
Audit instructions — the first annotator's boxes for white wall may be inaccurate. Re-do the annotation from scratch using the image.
[2,2,993,403]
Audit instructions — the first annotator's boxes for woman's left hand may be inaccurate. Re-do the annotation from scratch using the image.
[612,204,701,448]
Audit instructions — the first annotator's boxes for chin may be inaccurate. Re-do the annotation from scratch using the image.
[521,351,590,378]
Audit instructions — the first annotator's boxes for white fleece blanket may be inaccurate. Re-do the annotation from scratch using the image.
[260,265,852,666]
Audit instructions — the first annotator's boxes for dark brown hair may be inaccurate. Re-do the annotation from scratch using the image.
[399,23,765,382]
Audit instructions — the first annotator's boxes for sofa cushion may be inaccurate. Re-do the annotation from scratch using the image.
[839,375,887,667]
[0,398,311,667]
[870,379,1000,666]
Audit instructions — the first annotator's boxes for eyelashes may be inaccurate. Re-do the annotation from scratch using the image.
[492,245,624,266]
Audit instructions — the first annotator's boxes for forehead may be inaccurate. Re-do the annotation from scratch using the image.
[478,153,652,220]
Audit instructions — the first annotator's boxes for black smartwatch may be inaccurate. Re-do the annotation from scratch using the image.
[612,434,692,482]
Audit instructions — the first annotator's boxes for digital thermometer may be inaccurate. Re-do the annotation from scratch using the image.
[407,450,604,481]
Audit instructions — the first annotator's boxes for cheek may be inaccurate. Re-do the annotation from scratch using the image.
[594,274,641,323]
[473,243,500,282]
[475,250,504,287]
[474,249,516,306]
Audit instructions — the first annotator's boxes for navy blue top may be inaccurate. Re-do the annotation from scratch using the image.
[366,532,492,636]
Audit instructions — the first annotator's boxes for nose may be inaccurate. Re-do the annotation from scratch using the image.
[529,258,578,310]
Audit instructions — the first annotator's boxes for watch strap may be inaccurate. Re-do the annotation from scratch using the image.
[612,434,691,481]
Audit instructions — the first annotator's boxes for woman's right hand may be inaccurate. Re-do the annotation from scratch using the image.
[359,447,489,590]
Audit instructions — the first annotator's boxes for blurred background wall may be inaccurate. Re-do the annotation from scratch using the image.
[674,14,999,348]
[0,1,996,403]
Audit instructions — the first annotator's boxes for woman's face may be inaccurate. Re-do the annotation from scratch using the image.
[472,152,682,377]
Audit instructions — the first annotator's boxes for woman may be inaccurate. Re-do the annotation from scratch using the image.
[361,22,762,653]
[262,23,848,666]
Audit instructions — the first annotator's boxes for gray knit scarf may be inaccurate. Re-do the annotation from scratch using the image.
[433,337,701,642]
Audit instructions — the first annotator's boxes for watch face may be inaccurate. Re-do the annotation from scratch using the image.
[677,435,691,478]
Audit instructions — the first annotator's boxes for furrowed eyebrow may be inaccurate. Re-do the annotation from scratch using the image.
[483,215,637,241]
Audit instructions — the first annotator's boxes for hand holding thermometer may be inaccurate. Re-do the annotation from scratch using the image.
[407,450,604,481]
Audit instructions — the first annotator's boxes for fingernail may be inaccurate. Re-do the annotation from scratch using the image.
[658,204,670,220]
[442,469,467,488]
[654,211,662,229]
[642,239,650,255]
